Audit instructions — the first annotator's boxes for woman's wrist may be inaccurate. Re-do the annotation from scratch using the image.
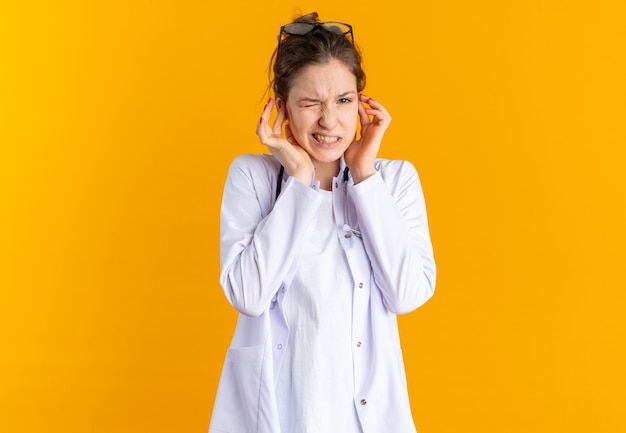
[350,166,378,185]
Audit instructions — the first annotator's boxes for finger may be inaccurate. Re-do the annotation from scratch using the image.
[361,93,390,112]
[261,97,274,123]
[257,98,274,137]
[359,92,375,107]
[369,102,391,122]
[272,101,286,137]
[357,98,371,126]
[362,97,391,125]
[364,107,390,123]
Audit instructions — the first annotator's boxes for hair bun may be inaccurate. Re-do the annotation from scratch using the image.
[293,12,319,24]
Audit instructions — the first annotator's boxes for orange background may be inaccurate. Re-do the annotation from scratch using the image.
[1,1,625,432]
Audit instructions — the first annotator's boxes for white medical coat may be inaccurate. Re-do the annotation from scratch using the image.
[209,154,436,433]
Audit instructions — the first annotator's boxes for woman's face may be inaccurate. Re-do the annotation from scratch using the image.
[284,59,359,168]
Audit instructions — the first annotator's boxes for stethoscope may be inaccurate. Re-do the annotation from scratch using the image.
[276,165,362,238]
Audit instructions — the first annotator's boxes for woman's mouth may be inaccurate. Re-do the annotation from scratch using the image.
[313,133,340,144]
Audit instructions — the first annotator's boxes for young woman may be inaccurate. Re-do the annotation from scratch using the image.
[209,12,436,433]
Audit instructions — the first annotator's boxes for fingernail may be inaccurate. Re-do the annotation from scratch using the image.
[259,117,263,124]
[264,104,267,110]
[268,97,272,103]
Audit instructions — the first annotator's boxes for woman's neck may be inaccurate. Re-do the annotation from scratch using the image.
[314,160,341,191]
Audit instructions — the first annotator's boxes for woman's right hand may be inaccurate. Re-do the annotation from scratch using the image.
[256,98,313,185]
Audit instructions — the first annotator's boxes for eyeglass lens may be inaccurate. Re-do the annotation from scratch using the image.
[282,22,351,36]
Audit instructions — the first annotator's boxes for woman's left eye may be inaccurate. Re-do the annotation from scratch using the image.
[338,98,351,104]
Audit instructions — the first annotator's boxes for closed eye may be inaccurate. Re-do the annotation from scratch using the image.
[299,101,322,108]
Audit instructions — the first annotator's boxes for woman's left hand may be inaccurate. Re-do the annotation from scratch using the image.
[344,94,392,184]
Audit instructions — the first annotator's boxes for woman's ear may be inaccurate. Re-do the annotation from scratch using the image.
[276,97,288,120]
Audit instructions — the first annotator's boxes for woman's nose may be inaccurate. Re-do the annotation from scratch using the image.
[318,106,337,129]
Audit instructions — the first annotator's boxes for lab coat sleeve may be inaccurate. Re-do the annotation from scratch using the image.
[349,160,436,314]
[219,155,322,317]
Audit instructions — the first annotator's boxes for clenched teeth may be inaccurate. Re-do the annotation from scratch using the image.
[314,134,340,143]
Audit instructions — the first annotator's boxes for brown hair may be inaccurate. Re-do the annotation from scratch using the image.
[270,12,366,100]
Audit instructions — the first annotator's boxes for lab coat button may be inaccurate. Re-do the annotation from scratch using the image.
[356,341,362,348]
[277,344,283,350]
[360,399,367,405]
[345,233,352,239]
[358,282,364,288]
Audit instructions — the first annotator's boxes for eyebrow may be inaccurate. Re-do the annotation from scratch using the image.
[297,91,356,103]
